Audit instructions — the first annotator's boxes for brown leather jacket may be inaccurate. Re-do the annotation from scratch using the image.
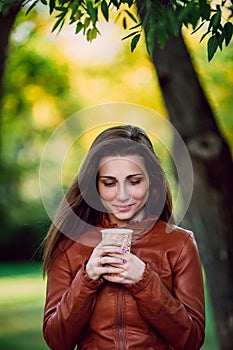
[43,219,205,350]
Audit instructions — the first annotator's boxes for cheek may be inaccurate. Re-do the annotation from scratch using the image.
[98,185,116,201]
[133,184,149,201]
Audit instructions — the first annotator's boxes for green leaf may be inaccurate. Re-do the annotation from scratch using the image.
[207,35,219,61]
[124,9,138,23]
[210,11,221,29]
[51,7,67,33]
[216,31,224,50]
[52,17,65,33]
[223,22,233,46]
[121,0,132,4]
[127,0,133,7]
[200,30,210,43]
[114,10,121,23]
[86,28,92,41]
[84,16,91,28]
[122,30,140,40]
[87,27,98,42]
[146,24,156,55]
[87,1,98,24]
[75,10,83,20]
[199,0,210,20]
[91,27,98,40]
[101,0,109,21]
[155,20,167,48]
[110,0,119,9]
[166,7,180,36]
[49,0,55,14]
[129,22,142,30]
[177,2,194,23]
[83,17,91,32]
[75,21,83,34]
[191,21,205,34]
[55,6,68,12]
[131,33,140,52]
[25,0,38,15]
[70,9,83,24]
[190,6,201,29]
[123,17,127,29]
[70,0,81,20]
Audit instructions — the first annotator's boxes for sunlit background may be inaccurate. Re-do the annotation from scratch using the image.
[0,2,232,349]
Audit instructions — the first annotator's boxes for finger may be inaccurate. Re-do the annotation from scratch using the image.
[103,275,123,283]
[102,273,127,283]
[104,252,129,259]
[103,274,133,284]
[101,256,128,266]
[97,256,102,266]
[100,265,124,275]
[96,246,123,256]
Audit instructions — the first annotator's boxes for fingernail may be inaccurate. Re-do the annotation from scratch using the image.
[122,259,127,264]
[121,248,127,253]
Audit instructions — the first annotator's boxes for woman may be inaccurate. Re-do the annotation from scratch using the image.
[42,125,205,350]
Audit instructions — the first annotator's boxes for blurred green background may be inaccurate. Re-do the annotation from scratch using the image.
[0,4,232,350]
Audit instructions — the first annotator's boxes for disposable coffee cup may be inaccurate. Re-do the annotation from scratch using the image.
[100,228,133,253]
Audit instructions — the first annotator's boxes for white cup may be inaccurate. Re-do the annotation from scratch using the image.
[100,228,133,252]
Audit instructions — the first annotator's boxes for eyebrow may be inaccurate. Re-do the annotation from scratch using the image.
[99,174,143,180]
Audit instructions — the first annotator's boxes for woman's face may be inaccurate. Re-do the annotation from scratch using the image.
[98,155,149,226]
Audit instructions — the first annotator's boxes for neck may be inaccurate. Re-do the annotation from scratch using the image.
[107,209,145,227]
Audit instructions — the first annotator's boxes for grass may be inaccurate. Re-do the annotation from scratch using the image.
[0,262,220,350]
[0,262,48,350]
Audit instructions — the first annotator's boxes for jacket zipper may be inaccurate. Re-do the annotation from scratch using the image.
[118,287,124,350]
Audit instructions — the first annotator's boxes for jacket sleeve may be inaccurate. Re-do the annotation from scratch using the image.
[43,250,103,350]
[126,233,205,350]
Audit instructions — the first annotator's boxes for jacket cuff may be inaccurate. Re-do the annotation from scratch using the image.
[80,264,104,289]
[125,263,153,294]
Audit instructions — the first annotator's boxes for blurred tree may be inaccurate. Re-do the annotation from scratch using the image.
[136,2,233,349]
[0,1,22,258]
[0,1,21,151]
[0,1,232,349]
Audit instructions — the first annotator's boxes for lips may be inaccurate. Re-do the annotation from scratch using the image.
[114,204,133,212]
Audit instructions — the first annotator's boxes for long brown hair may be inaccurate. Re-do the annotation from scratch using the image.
[42,125,173,275]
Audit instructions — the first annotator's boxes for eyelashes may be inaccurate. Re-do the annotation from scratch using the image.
[130,180,141,185]
[103,180,141,187]
[103,182,115,187]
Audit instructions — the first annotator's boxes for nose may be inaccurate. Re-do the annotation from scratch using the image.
[116,181,131,202]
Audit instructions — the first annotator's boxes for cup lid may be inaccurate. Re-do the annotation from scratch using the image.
[100,228,133,234]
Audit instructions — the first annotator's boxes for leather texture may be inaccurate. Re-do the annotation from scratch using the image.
[43,219,205,350]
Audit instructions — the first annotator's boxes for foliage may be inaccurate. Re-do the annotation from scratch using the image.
[1,0,230,60]
[0,4,232,260]
[0,6,166,261]
[0,9,82,260]
[141,0,233,61]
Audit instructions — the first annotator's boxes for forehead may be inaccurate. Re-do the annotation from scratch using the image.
[99,155,147,175]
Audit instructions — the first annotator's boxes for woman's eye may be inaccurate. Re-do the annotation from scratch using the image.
[103,182,115,187]
[130,180,141,185]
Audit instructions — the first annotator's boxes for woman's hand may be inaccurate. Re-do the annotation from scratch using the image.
[102,252,146,285]
[86,239,146,284]
[85,239,126,281]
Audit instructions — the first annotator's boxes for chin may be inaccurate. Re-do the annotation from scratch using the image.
[115,213,135,222]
